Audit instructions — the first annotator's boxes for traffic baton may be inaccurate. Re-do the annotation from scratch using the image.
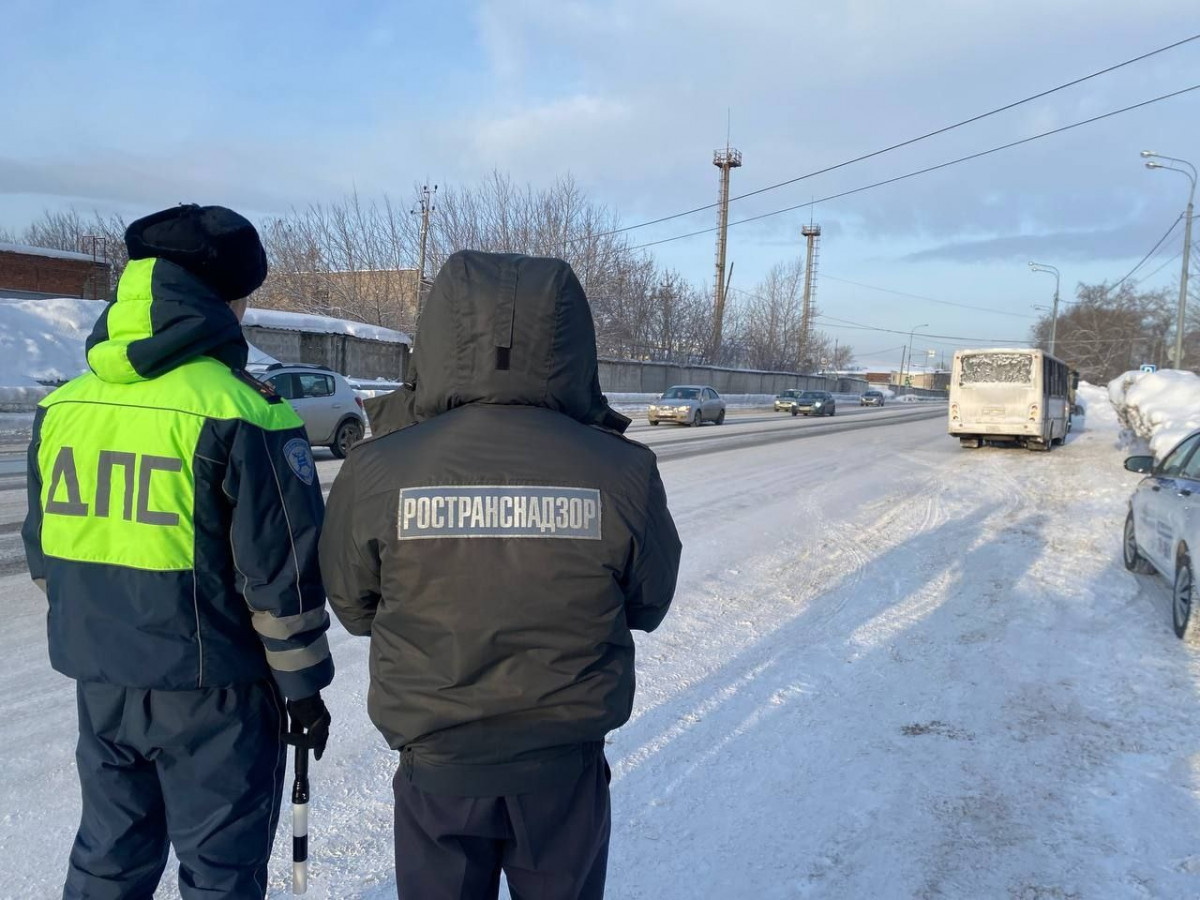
[290,719,310,895]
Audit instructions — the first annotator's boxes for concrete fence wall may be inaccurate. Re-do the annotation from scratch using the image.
[597,359,877,397]
[243,326,409,382]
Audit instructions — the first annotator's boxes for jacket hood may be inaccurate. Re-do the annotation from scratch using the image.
[85,257,249,384]
[411,251,628,433]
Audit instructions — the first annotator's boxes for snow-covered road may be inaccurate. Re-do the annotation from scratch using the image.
[4,404,1200,898]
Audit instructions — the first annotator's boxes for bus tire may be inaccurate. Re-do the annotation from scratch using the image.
[959,438,982,449]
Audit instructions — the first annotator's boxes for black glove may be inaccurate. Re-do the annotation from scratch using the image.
[286,693,331,761]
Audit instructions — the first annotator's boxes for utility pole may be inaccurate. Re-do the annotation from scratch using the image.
[902,323,928,394]
[414,184,437,322]
[711,145,743,360]
[1029,262,1061,358]
[1182,197,1195,367]
[1142,151,1196,368]
[799,223,821,368]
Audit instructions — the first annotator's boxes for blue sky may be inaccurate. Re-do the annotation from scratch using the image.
[3,0,1198,368]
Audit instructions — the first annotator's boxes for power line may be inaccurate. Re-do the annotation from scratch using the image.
[1108,214,1183,291]
[813,313,1029,344]
[629,85,1200,252]
[820,274,1037,320]
[581,34,1200,241]
[1135,238,1200,283]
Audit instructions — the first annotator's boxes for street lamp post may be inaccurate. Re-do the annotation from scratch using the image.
[1028,262,1061,357]
[1142,150,1196,368]
[902,323,928,393]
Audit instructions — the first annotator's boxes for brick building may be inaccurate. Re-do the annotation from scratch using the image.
[0,243,112,300]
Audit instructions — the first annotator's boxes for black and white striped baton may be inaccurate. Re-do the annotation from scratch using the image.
[290,721,310,895]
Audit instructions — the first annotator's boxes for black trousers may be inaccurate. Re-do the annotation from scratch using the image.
[64,680,286,900]
[393,754,611,900]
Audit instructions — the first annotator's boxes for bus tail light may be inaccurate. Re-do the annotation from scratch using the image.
[950,403,960,421]
[1029,404,1039,421]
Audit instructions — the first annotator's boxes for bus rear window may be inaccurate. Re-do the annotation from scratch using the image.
[960,354,1034,385]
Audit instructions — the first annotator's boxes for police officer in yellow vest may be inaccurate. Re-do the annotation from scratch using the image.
[22,205,335,899]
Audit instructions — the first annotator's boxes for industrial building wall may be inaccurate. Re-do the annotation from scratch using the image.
[242,326,408,382]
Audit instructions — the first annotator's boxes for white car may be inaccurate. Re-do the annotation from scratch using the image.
[258,363,368,458]
[1123,429,1200,638]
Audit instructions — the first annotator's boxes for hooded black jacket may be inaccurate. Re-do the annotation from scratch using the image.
[320,251,680,795]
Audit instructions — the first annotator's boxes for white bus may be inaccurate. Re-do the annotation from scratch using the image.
[949,348,1072,451]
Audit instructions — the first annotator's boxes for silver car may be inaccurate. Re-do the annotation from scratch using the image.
[648,385,727,427]
[1123,429,1200,638]
[259,363,368,458]
[774,390,802,412]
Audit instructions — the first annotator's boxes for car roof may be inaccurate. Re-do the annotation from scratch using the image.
[666,384,711,390]
[266,362,333,372]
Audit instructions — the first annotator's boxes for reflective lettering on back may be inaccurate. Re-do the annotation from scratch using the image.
[44,446,184,526]
[398,486,602,540]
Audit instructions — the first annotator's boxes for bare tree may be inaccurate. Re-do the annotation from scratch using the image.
[13,209,128,298]
[1031,281,1174,382]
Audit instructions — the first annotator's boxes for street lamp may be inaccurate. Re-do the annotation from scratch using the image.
[1028,261,1061,357]
[1142,150,1196,368]
[902,323,929,392]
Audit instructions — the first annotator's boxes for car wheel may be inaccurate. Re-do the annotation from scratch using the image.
[791,407,798,417]
[649,419,660,426]
[691,411,702,427]
[828,406,836,417]
[1174,550,1196,640]
[331,418,364,459]
[1123,511,1156,574]
[716,409,726,425]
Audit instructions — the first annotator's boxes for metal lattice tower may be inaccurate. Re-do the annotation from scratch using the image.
[710,146,743,357]
[799,224,821,366]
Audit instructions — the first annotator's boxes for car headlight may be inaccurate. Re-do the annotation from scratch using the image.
[814,401,823,406]
[677,405,692,413]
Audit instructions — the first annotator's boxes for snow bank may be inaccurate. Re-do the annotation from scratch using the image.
[1075,382,1118,429]
[0,297,106,387]
[1107,368,1200,458]
[0,295,279,410]
[347,378,404,400]
[242,308,412,345]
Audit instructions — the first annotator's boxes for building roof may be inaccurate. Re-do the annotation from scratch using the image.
[0,242,107,264]
[242,308,412,346]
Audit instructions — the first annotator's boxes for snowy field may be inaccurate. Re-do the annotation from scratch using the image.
[4,401,1200,897]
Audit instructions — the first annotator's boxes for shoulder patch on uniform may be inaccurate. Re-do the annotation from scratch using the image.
[232,368,283,404]
[398,486,602,540]
[283,438,315,485]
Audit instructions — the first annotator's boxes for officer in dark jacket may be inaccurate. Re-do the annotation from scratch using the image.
[320,250,681,899]
[22,205,334,899]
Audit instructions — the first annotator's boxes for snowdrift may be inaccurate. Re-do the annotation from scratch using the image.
[1074,382,1117,428]
[1107,368,1200,458]
[0,296,279,409]
[0,297,106,389]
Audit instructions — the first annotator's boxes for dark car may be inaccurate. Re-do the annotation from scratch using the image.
[861,390,885,407]
[791,391,836,417]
